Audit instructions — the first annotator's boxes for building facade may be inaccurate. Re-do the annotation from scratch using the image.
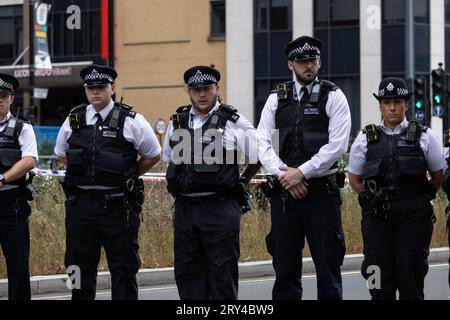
[114,0,227,127]
[228,0,449,141]
[0,0,113,128]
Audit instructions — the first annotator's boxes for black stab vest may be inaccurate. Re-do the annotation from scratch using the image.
[166,104,240,195]
[275,80,338,168]
[0,116,27,186]
[362,126,428,191]
[65,103,139,188]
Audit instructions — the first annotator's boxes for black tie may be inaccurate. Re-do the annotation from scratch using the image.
[300,87,310,104]
[94,113,102,125]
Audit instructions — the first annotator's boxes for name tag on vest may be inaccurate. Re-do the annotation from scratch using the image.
[102,130,118,138]
[304,107,320,115]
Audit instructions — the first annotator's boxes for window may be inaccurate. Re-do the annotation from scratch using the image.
[315,0,359,27]
[383,0,405,24]
[0,5,22,66]
[382,0,430,74]
[314,0,360,137]
[46,0,102,63]
[382,25,405,73]
[414,0,429,23]
[254,0,292,124]
[255,0,291,31]
[447,0,450,25]
[211,0,226,37]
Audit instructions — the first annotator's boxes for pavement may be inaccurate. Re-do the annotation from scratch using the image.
[0,247,448,298]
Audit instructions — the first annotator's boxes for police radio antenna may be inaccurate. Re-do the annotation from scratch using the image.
[15,105,21,119]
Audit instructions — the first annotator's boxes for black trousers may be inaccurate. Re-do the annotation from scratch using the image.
[360,194,434,300]
[173,197,241,300]
[0,190,31,300]
[267,186,345,300]
[65,196,141,300]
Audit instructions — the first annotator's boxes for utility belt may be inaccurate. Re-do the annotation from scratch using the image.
[0,172,35,201]
[61,177,145,205]
[384,188,427,201]
[358,180,434,219]
[177,192,231,203]
[176,182,253,214]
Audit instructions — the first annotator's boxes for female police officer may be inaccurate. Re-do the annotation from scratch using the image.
[348,77,443,300]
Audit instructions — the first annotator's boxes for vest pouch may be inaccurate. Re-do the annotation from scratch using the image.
[192,152,220,187]
[302,131,328,154]
[397,145,427,176]
[97,150,123,174]
[66,148,86,176]
[398,155,427,176]
[362,159,383,180]
[0,148,21,168]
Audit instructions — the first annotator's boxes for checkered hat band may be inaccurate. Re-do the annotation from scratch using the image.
[0,78,13,91]
[188,73,217,86]
[84,70,113,83]
[288,43,320,59]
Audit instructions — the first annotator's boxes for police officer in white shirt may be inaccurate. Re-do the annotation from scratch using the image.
[348,77,443,300]
[54,64,161,300]
[0,73,38,300]
[164,65,260,300]
[257,36,351,300]
[441,140,450,288]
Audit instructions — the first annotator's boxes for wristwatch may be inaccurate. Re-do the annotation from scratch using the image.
[0,174,5,184]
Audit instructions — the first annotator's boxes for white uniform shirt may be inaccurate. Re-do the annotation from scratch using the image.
[54,100,162,159]
[256,79,352,178]
[0,112,39,191]
[348,118,444,176]
[163,102,258,164]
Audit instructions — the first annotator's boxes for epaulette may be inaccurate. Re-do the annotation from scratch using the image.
[362,124,379,143]
[405,120,422,144]
[3,115,26,137]
[68,104,87,131]
[69,103,88,114]
[321,79,339,92]
[276,81,295,102]
[218,104,240,123]
[444,130,450,148]
[16,115,30,124]
[175,105,190,114]
[171,106,191,130]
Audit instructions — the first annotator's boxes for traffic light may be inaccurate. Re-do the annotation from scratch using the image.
[413,76,427,124]
[431,63,446,118]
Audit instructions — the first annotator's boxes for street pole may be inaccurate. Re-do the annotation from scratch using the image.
[405,0,415,121]
[29,0,35,124]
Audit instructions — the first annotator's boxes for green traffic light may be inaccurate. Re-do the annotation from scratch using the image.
[415,101,423,109]
[434,95,442,104]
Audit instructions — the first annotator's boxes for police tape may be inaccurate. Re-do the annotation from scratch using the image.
[31,169,269,184]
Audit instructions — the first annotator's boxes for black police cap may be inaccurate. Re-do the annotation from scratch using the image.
[285,36,323,61]
[80,64,117,87]
[0,73,19,95]
[373,77,413,101]
[183,66,221,88]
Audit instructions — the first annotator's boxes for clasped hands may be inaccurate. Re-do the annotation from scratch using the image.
[278,166,308,200]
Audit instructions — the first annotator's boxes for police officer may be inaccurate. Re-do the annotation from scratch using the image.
[441,145,450,287]
[54,64,161,300]
[257,36,351,300]
[0,73,38,300]
[163,65,260,300]
[348,77,443,300]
